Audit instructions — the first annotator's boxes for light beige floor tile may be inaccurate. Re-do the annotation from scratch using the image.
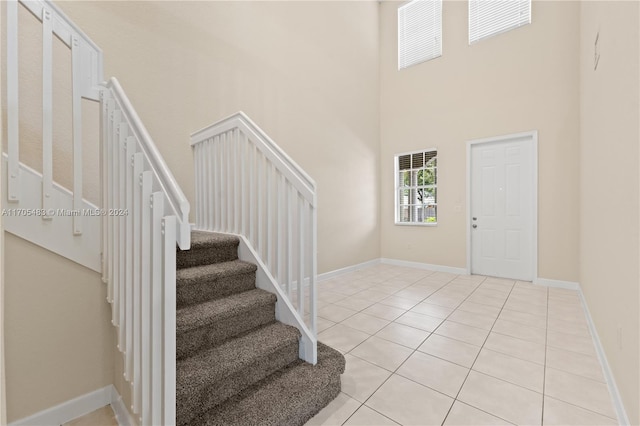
[306,392,362,425]
[456,301,501,318]
[356,289,395,302]
[546,346,605,382]
[424,294,465,308]
[333,296,376,311]
[366,374,454,426]
[433,320,489,346]
[542,396,617,425]
[350,336,413,371]
[341,354,393,403]
[458,371,543,426]
[492,318,546,345]
[342,312,391,335]
[318,290,349,304]
[397,351,469,397]
[361,303,407,321]
[343,405,399,426]
[318,324,371,353]
[375,322,431,349]
[473,288,511,300]
[544,367,616,418]
[466,293,506,308]
[473,348,544,392]
[371,283,404,294]
[546,330,596,356]
[395,311,444,332]
[318,304,359,323]
[447,310,496,330]
[410,302,454,319]
[546,317,590,337]
[443,401,513,426]
[417,333,481,368]
[64,406,117,426]
[395,287,434,301]
[507,293,547,307]
[498,308,547,329]
[503,300,547,316]
[483,332,545,365]
[316,317,337,333]
[379,295,421,310]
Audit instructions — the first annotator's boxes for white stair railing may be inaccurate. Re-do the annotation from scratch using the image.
[6,1,191,421]
[191,112,318,364]
[4,0,103,270]
[102,77,190,425]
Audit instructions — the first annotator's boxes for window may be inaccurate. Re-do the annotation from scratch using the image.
[398,0,442,70]
[395,150,437,225]
[469,0,531,44]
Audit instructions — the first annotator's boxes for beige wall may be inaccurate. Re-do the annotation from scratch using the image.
[380,0,581,281]
[3,233,114,423]
[579,1,640,423]
[56,1,381,274]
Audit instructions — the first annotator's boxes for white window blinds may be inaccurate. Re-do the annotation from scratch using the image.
[469,0,531,44]
[398,0,442,70]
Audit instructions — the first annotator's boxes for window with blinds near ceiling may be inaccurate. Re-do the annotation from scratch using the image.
[395,150,438,225]
[469,0,531,44]
[398,0,442,70]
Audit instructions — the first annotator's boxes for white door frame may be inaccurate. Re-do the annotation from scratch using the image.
[466,130,538,281]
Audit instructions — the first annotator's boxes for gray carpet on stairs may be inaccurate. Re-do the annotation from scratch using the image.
[176,231,345,426]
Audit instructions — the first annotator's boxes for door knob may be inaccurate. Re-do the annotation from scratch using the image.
[472,224,477,228]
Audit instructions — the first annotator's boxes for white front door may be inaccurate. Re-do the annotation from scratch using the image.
[469,133,536,281]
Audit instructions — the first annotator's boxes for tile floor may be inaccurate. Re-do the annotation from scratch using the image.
[306,264,619,426]
[62,405,117,426]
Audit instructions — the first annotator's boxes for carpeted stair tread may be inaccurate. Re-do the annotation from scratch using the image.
[178,289,276,333]
[177,322,301,425]
[176,289,277,359]
[177,231,240,269]
[191,343,346,426]
[177,259,257,308]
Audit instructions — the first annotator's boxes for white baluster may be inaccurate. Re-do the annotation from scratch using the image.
[71,35,83,235]
[140,171,152,426]
[132,152,143,415]
[125,136,135,381]
[298,196,305,318]
[118,122,128,351]
[7,0,20,202]
[42,7,53,219]
[150,192,164,425]
[162,216,177,426]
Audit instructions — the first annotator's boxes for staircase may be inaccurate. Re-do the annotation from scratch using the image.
[176,231,345,425]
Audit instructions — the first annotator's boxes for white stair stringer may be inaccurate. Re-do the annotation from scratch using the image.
[2,153,101,272]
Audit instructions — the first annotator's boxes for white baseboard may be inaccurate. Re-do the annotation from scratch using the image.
[534,277,580,290]
[9,385,134,426]
[380,258,467,275]
[578,287,630,425]
[109,386,136,426]
[317,259,381,282]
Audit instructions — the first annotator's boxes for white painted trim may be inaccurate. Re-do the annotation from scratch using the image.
[236,235,317,364]
[1,154,101,272]
[9,386,112,426]
[317,259,381,282]
[534,277,579,290]
[578,287,630,426]
[109,386,135,426]
[466,130,538,282]
[8,385,135,426]
[380,258,467,275]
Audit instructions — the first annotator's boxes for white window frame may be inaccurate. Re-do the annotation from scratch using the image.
[394,149,438,226]
[398,0,443,70]
[469,0,532,45]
